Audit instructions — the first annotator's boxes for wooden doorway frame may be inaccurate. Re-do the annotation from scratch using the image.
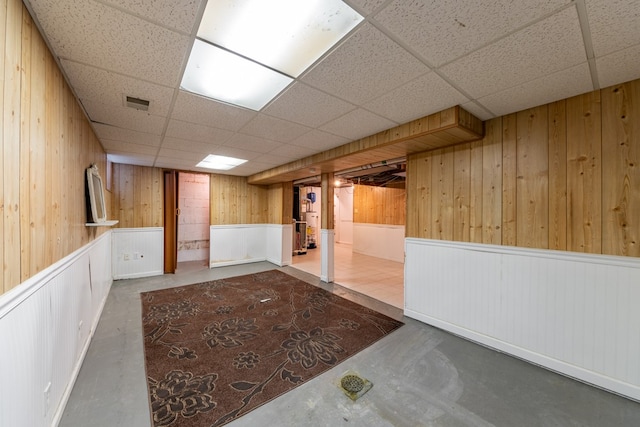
[163,170,178,273]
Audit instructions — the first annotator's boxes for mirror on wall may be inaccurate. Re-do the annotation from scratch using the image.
[86,164,107,223]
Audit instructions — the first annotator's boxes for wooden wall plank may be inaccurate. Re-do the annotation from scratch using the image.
[321,173,334,229]
[29,14,46,275]
[152,167,163,227]
[516,106,549,248]
[501,113,517,246]
[0,0,6,293]
[602,81,640,257]
[110,164,164,228]
[469,139,483,243]
[208,174,268,225]
[19,7,31,281]
[482,118,502,245]
[119,164,134,226]
[566,91,602,253]
[406,151,432,238]
[3,0,22,290]
[281,181,293,225]
[0,0,109,295]
[45,50,61,265]
[353,185,405,225]
[431,147,454,240]
[548,100,567,250]
[453,143,470,241]
[267,184,284,224]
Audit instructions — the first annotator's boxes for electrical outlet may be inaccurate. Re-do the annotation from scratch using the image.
[123,253,130,261]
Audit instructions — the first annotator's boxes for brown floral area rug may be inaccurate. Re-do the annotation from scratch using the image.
[140,269,403,427]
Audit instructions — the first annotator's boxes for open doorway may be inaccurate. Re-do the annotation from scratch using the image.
[164,171,211,274]
[177,172,210,271]
[291,176,404,309]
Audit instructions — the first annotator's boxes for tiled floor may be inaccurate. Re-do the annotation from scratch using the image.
[291,242,404,308]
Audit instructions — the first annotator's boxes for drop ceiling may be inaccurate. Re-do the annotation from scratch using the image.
[23,0,640,180]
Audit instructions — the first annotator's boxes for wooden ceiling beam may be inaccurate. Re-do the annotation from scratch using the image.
[247,105,484,185]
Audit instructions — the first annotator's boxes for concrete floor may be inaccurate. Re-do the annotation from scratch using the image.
[60,261,640,427]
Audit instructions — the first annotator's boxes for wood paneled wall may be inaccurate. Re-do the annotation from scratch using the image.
[407,80,639,258]
[0,0,109,295]
[110,163,163,228]
[267,182,293,225]
[209,175,268,225]
[353,185,406,226]
[108,166,278,227]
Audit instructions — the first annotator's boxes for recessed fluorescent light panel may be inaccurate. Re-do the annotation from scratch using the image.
[182,40,293,111]
[196,154,247,171]
[181,0,363,110]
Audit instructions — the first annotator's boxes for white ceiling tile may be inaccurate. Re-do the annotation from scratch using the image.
[223,134,283,154]
[586,0,640,56]
[364,72,470,123]
[289,130,351,152]
[242,158,283,170]
[302,23,429,104]
[596,43,640,88]
[101,139,159,155]
[263,83,356,128]
[157,148,205,161]
[28,0,640,175]
[227,162,271,176]
[161,137,220,154]
[171,91,257,131]
[166,119,234,145]
[267,144,318,160]
[92,123,161,146]
[440,7,586,99]
[477,63,593,116]
[220,162,275,176]
[154,156,201,170]
[61,60,174,116]
[28,0,189,86]
[320,109,397,141]
[107,153,154,166]
[82,100,167,135]
[460,101,495,121]
[375,0,569,67]
[240,115,311,143]
[211,146,263,161]
[99,0,203,33]
[251,153,296,166]
[345,0,387,16]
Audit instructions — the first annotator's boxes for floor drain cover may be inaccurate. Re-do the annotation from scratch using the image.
[339,372,372,401]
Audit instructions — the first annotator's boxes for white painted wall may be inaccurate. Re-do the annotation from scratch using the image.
[112,228,164,279]
[0,232,113,427]
[353,223,404,263]
[404,238,640,401]
[335,186,354,244]
[210,224,292,268]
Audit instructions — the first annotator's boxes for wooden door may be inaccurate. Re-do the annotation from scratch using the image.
[164,170,178,273]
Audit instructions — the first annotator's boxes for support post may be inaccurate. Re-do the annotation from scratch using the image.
[320,173,335,282]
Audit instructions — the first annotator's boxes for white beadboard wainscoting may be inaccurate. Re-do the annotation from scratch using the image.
[210,224,292,268]
[353,223,405,263]
[112,228,164,280]
[404,238,640,401]
[0,232,113,427]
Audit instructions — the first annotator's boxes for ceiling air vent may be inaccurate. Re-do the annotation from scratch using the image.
[124,95,150,111]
